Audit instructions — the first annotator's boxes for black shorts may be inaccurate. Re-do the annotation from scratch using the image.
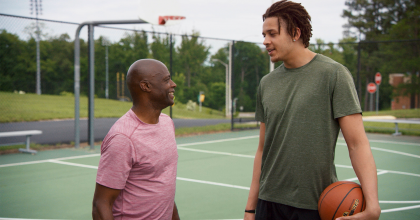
[255,199,321,220]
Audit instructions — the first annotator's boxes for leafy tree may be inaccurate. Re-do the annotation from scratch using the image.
[0,30,33,92]
[176,30,210,88]
[232,41,269,112]
[150,33,171,67]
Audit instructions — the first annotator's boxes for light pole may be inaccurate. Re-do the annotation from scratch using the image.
[102,37,110,99]
[212,58,230,117]
[30,0,42,94]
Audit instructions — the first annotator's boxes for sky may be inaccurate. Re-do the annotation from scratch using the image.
[0,0,350,45]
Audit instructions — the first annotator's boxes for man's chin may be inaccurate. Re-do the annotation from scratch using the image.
[270,56,280,63]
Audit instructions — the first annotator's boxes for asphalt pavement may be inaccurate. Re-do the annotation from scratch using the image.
[0,118,239,145]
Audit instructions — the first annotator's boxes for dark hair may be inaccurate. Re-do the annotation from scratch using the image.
[263,0,312,48]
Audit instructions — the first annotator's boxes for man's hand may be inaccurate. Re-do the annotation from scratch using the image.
[92,183,121,220]
[336,205,381,220]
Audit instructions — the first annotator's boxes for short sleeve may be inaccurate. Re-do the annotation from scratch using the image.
[96,134,134,189]
[255,82,265,123]
[332,65,362,119]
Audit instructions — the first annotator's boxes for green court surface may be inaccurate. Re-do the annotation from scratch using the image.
[1,130,419,219]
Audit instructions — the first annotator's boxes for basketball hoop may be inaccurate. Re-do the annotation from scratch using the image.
[158,16,186,25]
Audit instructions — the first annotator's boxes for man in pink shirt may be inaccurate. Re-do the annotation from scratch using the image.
[92,59,180,220]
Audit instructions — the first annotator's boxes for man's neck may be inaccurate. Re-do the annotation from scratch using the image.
[131,104,162,124]
[283,48,316,69]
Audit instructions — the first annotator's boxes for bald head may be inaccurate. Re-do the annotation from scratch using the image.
[127,59,166,96]
[126,59,176,109]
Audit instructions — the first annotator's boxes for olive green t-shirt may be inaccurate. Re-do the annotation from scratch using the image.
[255,54,362,210]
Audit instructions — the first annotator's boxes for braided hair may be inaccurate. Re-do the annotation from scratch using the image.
[263,0,312,48]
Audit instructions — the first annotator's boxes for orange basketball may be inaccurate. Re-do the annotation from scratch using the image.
[318,181,366,220]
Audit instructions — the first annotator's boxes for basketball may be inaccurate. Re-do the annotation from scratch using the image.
[318,181,366,220]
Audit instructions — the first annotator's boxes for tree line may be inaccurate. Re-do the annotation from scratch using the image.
[1,0,419,112]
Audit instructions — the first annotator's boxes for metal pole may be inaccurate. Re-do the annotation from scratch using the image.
[105,44,109,99]
[74,19,147,149]
[231,41,235,131]
[88,24,95,150]
[74,24,84,149]
[370,93,373,111]
[225,63,229,117]
[269,59,274,72]
[357,42,361,103]
[376,84,379,114]
[36,16,41,94]
[170,34,173,118]
[228,42,232,117]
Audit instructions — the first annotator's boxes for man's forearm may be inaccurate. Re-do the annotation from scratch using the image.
[246,149,262,210]
[348,144,379,209]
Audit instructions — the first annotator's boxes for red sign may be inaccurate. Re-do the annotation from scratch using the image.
[367,83,377,94]
[375,72,382,85]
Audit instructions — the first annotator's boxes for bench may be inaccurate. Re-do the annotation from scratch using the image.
[362,119,420,136]
[0,130,43,154]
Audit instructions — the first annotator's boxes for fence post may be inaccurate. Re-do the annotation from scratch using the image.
[231,41,235,131]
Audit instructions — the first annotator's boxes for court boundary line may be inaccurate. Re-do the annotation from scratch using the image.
[381,204,420,213]
[338,137,420,146]
[344,171,388,181]
[337,143,420,159]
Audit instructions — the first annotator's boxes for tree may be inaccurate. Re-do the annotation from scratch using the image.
[232,41,269,112]
[342,0,420,110]
[176,30,210,88]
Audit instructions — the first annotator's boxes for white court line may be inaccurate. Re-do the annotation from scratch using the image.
[177,135,259,147]
[176,177,250,190]
[371,146,420,159]
[0,154,100,168]
[344,170,388,182]
[336,164,420,178]
[48,160,99,169]
[380,201,420,204]
[381,204,420,213]
[337,143,420,159]
[177,147,254,158]
[338,137,420,147]
[45,160,251,191]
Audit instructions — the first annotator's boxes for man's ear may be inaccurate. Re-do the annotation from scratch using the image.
[139,80,151,92]
[293,27,301,41]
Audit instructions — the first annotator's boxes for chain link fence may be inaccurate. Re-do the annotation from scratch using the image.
[1,13,419,136]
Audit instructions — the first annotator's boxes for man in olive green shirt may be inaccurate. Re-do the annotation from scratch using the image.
[244,1,381,220]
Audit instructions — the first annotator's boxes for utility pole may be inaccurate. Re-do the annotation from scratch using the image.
[102,37,110,99]
[30,0,42,95]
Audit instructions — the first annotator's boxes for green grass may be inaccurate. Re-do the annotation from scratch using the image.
[362,109,420,136]
[363,109,420,118]
[363,121,420,136]
[0,92,225,123]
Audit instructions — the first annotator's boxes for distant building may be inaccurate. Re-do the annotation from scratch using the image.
[389,73,419,110]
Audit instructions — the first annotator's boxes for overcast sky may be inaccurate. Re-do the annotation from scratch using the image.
[1,0,349,45]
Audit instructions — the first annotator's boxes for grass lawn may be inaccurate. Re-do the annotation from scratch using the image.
[363,109,420,118]
[0,92,225,123]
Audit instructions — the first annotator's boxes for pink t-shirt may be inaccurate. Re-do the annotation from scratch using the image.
[96,110,178,220]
